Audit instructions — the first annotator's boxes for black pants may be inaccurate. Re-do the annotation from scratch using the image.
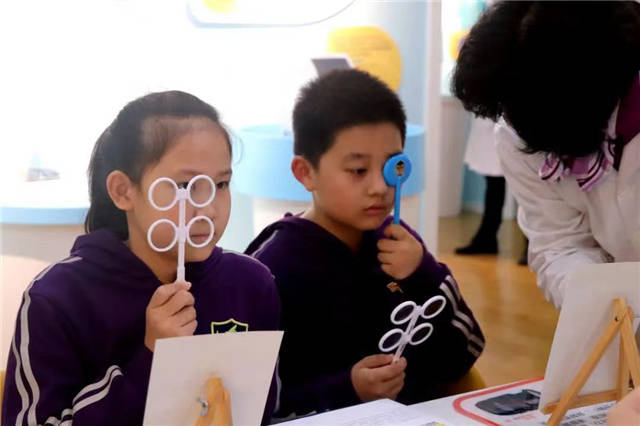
[473,176,506,243]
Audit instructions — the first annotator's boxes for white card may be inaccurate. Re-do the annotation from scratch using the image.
[143,331,283,426]
[540,262,640,409]
[281,399,450,426]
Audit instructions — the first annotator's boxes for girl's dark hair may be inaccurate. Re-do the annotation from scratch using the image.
[452,1,640,157]
[84,90,230,239]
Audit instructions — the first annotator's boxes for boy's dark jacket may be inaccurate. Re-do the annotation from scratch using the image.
[246,214,485,417]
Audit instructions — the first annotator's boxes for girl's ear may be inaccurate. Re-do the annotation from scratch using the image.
[106,171,136,211]
[291,156,317,192]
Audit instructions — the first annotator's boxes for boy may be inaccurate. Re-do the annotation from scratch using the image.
[246,69,484,418]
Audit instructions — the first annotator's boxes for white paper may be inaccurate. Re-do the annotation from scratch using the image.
[281,399,449,426]
[411,378,615,425]
[540,262,640,409]
[143,331,283,426]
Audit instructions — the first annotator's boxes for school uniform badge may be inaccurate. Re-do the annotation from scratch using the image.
[211,319,249,334]
[386,281,404,294]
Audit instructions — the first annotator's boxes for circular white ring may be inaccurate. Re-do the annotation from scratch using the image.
[409,323,433,345]
[378,328,404,352]
[187,174,216,208]
[186,215,215,248]
[148,177,179,211]
[390,300,417,325]
[420,295,447,319]
[147,219,178,252]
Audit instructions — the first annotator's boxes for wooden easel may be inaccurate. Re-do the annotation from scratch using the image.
[194,377,232,426]
[542,298,640,426]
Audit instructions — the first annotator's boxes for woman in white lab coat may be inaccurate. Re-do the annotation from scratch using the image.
[451,1,640,308]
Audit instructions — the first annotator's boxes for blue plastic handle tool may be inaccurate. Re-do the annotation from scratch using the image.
[383,153,412,224]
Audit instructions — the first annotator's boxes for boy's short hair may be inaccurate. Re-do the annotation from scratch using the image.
[293,69,406,167]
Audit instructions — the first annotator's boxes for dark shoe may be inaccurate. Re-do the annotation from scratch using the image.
[455,239,498,255]
[518,238,529,265]
[518,249,528,265]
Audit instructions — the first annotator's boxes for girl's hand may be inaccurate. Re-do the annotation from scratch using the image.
[144,281,197,352]
[377,224,424,280]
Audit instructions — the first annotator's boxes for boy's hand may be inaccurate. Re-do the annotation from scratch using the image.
[377,224,424,280]
[351,354,407,402]
[145,281,197,352]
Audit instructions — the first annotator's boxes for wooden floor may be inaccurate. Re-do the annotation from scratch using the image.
[437,213,559,387]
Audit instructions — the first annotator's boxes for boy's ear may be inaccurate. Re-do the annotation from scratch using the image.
[106,170,136,211]
[291,156,316,192]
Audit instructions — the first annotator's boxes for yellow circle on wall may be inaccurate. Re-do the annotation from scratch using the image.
[328,26,402,91]
[449,29,469,61]
[202,0,236,14]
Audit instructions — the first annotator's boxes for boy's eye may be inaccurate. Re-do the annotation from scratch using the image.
[348,168,367,176]
[216,181,230,190]
[177,181,189,189]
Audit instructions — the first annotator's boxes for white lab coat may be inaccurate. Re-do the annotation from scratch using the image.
[464,116,503,177]
[495,112,640,308]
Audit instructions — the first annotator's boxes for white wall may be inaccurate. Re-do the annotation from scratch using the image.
[0,0,320,183]
[0,0,427,183]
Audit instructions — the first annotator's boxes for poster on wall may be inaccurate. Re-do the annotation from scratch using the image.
[327,26,402,91]
[187,0,354,27]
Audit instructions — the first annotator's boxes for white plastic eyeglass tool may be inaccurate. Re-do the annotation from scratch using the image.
[147,175,216,282]
[378,295,446,362]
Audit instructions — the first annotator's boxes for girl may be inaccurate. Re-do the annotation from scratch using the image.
[2,91,280,425]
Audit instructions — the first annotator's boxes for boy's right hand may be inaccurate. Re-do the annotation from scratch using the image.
[145,281,197,352]
[351,354,407,402]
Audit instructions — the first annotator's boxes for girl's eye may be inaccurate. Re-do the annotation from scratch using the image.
[177,181,189,189]
[216,181,230,190]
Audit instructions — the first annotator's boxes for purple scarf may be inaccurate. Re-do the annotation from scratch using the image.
[539,140,616,191]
